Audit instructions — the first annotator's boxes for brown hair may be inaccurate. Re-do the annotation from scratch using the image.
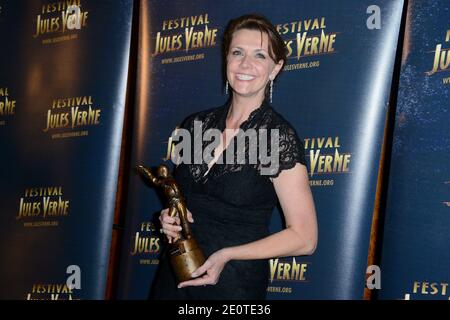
[222,14,287,67]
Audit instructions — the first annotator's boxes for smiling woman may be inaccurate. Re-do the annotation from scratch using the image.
[149,14,318,300]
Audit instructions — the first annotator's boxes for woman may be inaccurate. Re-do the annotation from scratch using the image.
[150,14,317,300]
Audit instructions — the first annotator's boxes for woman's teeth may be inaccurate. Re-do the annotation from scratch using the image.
[236,74,255,80]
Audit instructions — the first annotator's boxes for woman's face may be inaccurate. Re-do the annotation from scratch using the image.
[227,29,283,101]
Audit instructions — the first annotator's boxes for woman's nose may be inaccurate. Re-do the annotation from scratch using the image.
[239,55,251,68]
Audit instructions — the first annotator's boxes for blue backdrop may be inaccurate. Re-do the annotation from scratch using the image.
[116,0,404,299]
[0,0,133,299]
[378,0,450,300]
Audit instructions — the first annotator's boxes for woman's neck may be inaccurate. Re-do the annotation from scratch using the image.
[227,94,264,128]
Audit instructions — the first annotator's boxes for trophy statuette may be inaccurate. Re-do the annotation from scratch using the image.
[137,164,205,282]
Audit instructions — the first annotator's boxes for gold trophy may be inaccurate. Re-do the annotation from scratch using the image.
[137,164,205,282]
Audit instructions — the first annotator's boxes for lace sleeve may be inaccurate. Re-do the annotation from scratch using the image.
[261,120,307,178]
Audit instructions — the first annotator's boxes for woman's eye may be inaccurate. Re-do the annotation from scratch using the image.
[232,50,242,56]
[256,53,266,59]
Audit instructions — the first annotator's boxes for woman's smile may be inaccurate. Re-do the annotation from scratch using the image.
[235,73,256,81]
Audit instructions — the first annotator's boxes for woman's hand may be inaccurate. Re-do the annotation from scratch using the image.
[159,208,194,243]
[177,249,231,288]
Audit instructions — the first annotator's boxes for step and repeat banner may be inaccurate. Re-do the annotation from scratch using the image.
[116,0,404,299]
[4,0,447,301]
[378,0,450,300]
[0,1,133,299]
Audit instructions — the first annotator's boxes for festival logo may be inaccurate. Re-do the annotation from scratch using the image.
[26,265,81,300]
[0,87,17,126]
[33,0,88,45]
[267,257,310,295]
[152,13,219,65]
[16,186,70,227]
[304,136,352,187]
[130,221,161,266]
[43,95,101,139]
[26,283,76,300]
[402,280,450,300]
[427,29,450,85]
[276,17,338,72]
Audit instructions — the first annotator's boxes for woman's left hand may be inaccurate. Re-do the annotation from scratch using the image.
[177,249,231,288]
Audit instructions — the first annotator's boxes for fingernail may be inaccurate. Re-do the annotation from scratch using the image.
[177,284,182,288]
[191,273,197,277]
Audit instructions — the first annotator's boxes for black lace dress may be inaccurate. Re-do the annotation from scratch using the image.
[149,100,306,300]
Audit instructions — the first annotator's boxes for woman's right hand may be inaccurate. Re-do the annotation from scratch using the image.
[159,208,194,243]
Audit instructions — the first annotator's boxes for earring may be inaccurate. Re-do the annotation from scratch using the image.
[225,81,229,95]
[269,80,273,103]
